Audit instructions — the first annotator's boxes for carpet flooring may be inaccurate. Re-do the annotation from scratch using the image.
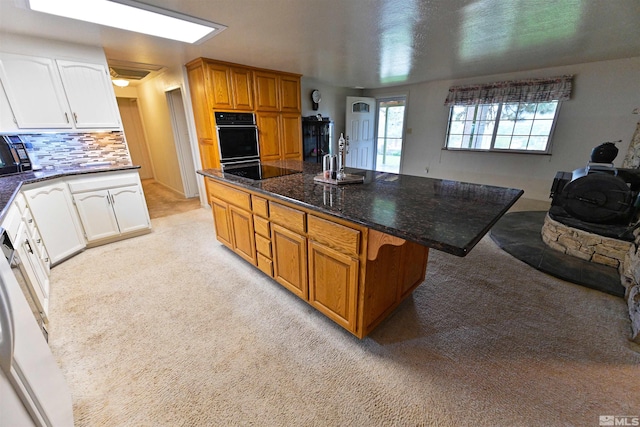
[47,208,640,426]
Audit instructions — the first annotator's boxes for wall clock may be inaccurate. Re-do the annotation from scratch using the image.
[311,89,321,110]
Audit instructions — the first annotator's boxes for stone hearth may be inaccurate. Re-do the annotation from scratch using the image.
[541,213,640,342]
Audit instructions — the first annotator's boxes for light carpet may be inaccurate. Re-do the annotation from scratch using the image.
[47,208,640,426]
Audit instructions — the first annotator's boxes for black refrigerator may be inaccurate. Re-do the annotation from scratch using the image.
[302,117,333,163]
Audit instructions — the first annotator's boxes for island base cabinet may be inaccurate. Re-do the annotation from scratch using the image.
[272,224,307,299]
[308,241,358,332]
[210,197,256,265]
[211,197,233,248]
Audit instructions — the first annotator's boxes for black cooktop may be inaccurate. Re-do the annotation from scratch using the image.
[222,163,301,180]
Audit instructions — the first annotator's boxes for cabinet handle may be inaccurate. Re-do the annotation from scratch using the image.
[73,112,78,123]
[25,240,33,254]
[36,239,41,244]
[64,112,69,123]
[110,194,115,205]
[27,218,33,224]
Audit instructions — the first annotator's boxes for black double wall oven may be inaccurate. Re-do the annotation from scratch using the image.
[215,112,260,165]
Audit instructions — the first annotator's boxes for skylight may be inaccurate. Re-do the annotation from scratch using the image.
[28,0,227,44]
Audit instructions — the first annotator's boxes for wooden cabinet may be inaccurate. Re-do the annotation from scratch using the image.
[22,180,86,265]
[186,57,302,169]
[67,171,151,245]
[0,53,120,130]
[204,177,430,339]
[256,112,302,162]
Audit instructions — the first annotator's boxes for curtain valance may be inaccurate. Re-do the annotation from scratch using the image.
[444,75,573,107]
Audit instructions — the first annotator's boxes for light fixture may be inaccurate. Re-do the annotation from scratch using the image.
[27,0,227,44]
[112,79,129,87]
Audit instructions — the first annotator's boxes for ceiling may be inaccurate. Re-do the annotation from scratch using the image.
[1,0,640,89]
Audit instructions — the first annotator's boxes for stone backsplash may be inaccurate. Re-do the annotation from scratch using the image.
[19,131,132,170]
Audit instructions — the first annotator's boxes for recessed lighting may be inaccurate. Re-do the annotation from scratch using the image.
[112,79,129,87]
[27,0,227,44]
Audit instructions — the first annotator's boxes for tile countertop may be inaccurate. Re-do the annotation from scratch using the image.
[0,165,141,223]
[198,160,524,257]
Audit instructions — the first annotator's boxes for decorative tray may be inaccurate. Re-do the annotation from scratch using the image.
[313,173,365,185]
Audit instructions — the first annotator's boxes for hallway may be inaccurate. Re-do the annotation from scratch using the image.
[141,179,201,219]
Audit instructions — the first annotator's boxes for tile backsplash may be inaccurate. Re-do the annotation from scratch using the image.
[19,131,132,170]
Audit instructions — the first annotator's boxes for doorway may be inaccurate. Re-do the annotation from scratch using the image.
[375,96,406,174]
[345,96,376,169]
[117,97,154,179]
[166,88,199,198]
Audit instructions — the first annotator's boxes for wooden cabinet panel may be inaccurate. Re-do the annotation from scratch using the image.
[308,241,359,331]
[308,215,360,257]
[255,233,272,257]
[211,197,233,248]
[254,71,279,111]
[252,196,269,217]
[256,112,281,161]
[280,113,302,160]
[187,64,214,140]
[208,180,252,211]
[230,67,254,111]
[206,63,233,109]
[270,202,305,234]
[280,75,301,113]
[253,215,270,238]
[272,224,307,299]
[257,253,274,277]
[229,205,256,265]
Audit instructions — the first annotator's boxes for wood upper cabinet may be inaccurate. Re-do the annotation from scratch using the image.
[280,113,302,159]
[254,71,279,111]
[256,112,281,161]
[280,75,301,113]
[254,71,301,113]
[230,67,254,111]
[206,62,233,109]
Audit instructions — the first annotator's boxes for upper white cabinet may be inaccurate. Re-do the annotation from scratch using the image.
[56,60,120,128]
[0,52,121,130]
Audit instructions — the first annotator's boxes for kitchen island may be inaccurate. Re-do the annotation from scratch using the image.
[198,161,523,338]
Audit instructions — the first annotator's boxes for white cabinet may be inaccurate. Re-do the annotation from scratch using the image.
[0,53,120,130]
[0,53,71,128]
[68,171,151,245]
[56,60,120,128]
[22,180,86,265]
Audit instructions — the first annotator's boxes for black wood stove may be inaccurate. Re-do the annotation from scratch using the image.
[549,142,640,239]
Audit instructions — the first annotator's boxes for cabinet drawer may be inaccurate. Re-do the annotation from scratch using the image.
[270,202,305,234]
[67,172,140,193]
[208,180,251,211]
[255,233,272,257]
[308,215,361,257]
[253,215,270,238]
[252,196,269,217]
[257,252,273,277]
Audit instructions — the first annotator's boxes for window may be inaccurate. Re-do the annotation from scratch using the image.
[444,75,572,153]
[446,101,560,152]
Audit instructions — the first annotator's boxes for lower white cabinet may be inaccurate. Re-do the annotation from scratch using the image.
[68,171,151,244]
[22,179,86,265]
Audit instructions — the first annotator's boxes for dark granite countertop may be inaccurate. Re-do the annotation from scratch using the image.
[198,160,524,257]
[0,165,141,223]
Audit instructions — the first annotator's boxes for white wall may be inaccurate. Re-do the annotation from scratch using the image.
[365,57,640,201]
[133,67,189,195]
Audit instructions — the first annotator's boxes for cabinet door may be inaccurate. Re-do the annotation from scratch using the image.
[15,224,50,318]
[229,205,256,265]
[308,241,359,331]
[280,113,302,159]
[73,190,120,242]
[211,197,233,248]
[206,63,233,109]
[56,60,120,128]
[280,75,301,113]
[256,112,281,161]
[109,185,151,234]
[230,67,254,111]
[0,53,71,128]
[272,224,307,299]
[23,182,86,265]
[254,71,279,111]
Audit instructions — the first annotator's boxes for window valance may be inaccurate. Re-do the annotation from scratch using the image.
[444,75,573,107]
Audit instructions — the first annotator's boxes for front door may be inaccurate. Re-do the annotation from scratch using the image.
[345,96,376,169]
